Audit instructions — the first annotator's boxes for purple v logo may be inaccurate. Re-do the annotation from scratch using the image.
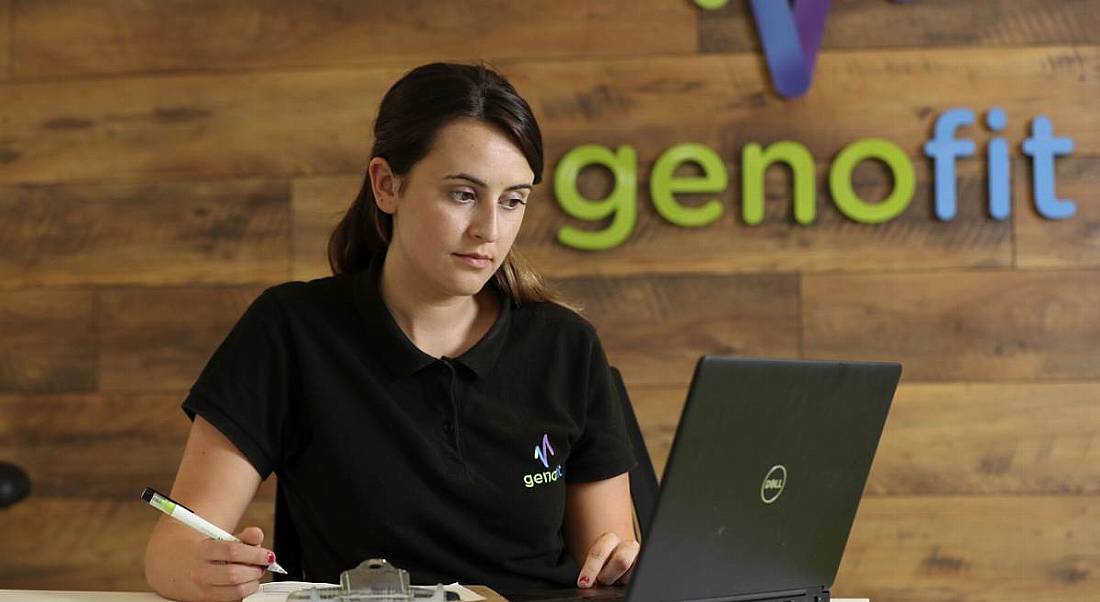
[533,433,555,469]
[747,0,830,98]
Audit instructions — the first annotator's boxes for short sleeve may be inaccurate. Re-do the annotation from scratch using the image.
[181,288,293,480]
[566,332,638,483]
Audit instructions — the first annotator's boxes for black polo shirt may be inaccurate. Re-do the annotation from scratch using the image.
[181,251,637,592]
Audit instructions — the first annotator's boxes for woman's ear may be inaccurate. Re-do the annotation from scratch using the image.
[368,157,401,215]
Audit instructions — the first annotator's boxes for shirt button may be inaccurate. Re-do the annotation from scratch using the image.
[442,422,454,434]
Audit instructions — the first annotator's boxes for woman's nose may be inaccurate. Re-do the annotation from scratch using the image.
[470,201,500,242]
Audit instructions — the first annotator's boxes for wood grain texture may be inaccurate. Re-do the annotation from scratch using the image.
[0,179,290,289]
[629,381,1100,496]
[0,497,275,590]
[834,496,1099,602]
[802,270,1100,381]
[866,382,1100,496]
[509,47,1100,156]
[2,47,1097,186]
[2,392,171,498]
[0,288,95,393]
[550,273,799,388]
[0,65,404,185]
[291,175,361,281]
[10,0,697,79]
[0,0,10,81]
[98,285,268,393]
[699,0,1100,53]
[628,383,688,480]
[1016,156,1100,269]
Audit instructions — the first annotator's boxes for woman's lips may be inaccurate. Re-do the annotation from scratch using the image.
[453,253,492,269]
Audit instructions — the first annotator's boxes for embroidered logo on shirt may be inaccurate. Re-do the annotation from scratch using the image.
[533,433,555,468]
[524,433,564,488]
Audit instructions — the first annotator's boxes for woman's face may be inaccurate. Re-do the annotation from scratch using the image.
[372,118,535,299]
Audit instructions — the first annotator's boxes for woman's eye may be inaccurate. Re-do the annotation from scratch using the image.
[501,197,527,210]
[449,190,475,203]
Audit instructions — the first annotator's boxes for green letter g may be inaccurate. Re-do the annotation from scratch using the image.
[555,145,637,250]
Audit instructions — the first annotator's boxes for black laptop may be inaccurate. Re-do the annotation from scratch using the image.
[511,356,900,602]
[624,356,900,602]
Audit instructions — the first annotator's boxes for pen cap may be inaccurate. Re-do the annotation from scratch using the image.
[141,487,181,515]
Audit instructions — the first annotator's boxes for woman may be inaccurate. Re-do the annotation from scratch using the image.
[144,62,640,602]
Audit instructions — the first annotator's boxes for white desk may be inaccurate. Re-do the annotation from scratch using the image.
[0,594,168,601]
[0,592,869,602]
[0,590,509,602]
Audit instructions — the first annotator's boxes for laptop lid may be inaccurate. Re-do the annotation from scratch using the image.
[625,356,901,602]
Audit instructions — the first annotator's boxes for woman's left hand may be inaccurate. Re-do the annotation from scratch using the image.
[576,532,641,588]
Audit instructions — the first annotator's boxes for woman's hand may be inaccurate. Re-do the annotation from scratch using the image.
[188,526,273,601]
[576,531,641,588]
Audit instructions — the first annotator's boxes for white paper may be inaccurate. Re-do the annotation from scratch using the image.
[244,580,485,602]
[244,581,337,602]
[442,582,486,601]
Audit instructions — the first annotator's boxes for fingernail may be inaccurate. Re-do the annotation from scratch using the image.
[266,551,276,565]
[578,576,590,587]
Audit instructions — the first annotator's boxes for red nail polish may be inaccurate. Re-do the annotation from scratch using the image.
[266,551,276,564]
[579,576,590,586]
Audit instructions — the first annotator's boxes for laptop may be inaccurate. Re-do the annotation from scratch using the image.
[511,356,900,602]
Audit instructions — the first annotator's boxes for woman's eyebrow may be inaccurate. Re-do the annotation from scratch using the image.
[442,173,532,192]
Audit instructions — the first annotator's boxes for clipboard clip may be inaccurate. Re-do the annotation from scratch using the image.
[287,558,451,601]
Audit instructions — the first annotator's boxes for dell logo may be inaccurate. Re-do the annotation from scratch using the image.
[761,465,787,504]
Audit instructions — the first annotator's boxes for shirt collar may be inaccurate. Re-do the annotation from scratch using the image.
[353,251,512,381]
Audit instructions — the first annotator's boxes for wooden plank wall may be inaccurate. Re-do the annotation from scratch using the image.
[0,1,1097,600]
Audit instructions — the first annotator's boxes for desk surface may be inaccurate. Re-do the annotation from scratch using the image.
[0,591,869,602]
[0,589,509,602]
[0,589,511,602]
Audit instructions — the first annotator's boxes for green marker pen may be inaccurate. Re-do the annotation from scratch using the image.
[141,487,287,574]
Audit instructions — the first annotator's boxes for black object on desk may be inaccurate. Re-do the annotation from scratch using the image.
[621,356,899,602]
[0,462,31,509]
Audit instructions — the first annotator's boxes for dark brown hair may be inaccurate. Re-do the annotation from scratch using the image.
[327,61,572,308]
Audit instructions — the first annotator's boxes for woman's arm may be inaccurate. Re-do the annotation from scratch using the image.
[144,415,269,601]
[564,472,640,588]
